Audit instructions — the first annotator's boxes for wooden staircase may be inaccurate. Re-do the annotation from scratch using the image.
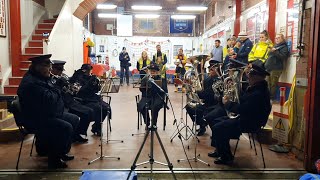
[3,18,56,95]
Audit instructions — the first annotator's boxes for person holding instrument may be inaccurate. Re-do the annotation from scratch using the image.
[138,62,166,129]
[119,47,131,86]
[51,60,93,143]
[17,54,75,168]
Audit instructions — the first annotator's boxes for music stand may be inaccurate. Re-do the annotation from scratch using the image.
[170,79,195,143]
[88,79,122,165]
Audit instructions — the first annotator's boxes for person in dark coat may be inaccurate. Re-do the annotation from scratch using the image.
[138,62,166,128]
[265,33,289,99]
[234,31,253,63]
[209,60,271,165]
[51,60,94,142]
[185,59,225,136]
[119,47,131,86]
[69,64,111,136]
[17,54,76,169]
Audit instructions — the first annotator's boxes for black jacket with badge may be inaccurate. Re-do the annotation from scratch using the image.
[197,75,219,107]
[224,80,271,132]
[265,41,289,72]
[17,71,65,129]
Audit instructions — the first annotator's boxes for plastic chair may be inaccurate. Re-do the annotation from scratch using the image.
[10,97,36,170]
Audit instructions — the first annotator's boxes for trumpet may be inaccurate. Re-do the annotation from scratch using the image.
[50,72,81,95]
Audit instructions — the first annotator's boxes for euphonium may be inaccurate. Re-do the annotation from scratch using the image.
[184,60,202,92]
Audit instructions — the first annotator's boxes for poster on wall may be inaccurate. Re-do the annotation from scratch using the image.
[173,45,183,57]
[170,19,193,34]
[287,0,299,53]
[246,16,255,43]
[0,0,6,37]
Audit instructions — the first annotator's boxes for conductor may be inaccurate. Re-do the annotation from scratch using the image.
[138,62,166,128]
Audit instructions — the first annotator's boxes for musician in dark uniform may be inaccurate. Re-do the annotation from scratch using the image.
[138,62,166,128]
[209,60,271,165]
[70,64,111,136]
[17,54,76,168]
[51,60,94,142]
[185,59,223,136]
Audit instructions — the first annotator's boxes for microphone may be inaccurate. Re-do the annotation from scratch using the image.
[148,77,168,96]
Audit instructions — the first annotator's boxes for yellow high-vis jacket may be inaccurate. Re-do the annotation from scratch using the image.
[248,41,273,63]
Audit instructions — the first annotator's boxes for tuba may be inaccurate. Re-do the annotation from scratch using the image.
[184,60,202,92]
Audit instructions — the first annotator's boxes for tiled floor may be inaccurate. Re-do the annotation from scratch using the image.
[0,84,303,171]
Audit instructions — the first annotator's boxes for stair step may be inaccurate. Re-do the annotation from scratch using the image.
[28,41,43,47]
[32,35,43,41]
[20,61,31,68]
[4,85,19,95]
[25,47,43,54]
[0,114,14,130]
[21,54,43,61]
[43,19,56,23]
[38,23,54,29]
[9,77,23,85]
[35,29,51,34]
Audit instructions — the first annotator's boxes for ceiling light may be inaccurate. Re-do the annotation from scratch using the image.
[132,5,162,11]
[177,6,208,11]
[98,13,118,18]
[96,4,117,9]
[171,15,196,20]
[135,14,160,19]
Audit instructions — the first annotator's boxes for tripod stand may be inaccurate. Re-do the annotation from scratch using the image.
[177,104,210,166]
[88,79,121,165]
[127,92,176,180]
[170,80,197,143]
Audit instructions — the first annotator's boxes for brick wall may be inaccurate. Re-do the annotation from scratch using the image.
[205,1,233,31]
[241,0,264,11]
[32,0,45,6]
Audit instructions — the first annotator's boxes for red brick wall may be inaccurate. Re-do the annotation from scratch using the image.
[205,1,233,31]
[32,0,45,6]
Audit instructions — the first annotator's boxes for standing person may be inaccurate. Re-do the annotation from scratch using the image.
[17,54,75,168]
[248,30,273,63]
[174,48,187,92]
[223,38,232,59]
[265,33,289,99]
[153,44,168,92]
[211,40,223,63]
[209,60,271,165]
[119,47,130,86]
[233,31,253,63]
[137,51,151,79]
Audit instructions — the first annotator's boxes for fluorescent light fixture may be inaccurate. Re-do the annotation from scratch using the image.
[171,15,196,20]
[135,14,160,19]
[132,5,162,10]
[98,13,118,18]
[177,6,208,11]
[96,4,117,9]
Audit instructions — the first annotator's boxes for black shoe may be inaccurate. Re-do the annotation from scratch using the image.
[197,128,206,136]
[214,156,234,165]
[208,151,220,158]
[73,134,88,143]
[48,158,68,169]
[61,154,74,161]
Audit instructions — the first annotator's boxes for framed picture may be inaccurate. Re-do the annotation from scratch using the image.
[0,0,6,37]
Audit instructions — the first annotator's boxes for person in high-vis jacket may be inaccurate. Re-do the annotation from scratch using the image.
[248,30,274,63]
[136,51,151,79]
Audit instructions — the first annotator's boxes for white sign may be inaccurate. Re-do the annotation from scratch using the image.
[272,112,290,144]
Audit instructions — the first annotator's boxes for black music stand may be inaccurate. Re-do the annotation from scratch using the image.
[170,78,195,143]
[88,79,122,165]
[127,81,176,180]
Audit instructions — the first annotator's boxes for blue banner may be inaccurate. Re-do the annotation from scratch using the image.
[170,19,193,34]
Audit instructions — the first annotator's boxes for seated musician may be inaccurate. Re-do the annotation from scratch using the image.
[138,62,166,129]
[17,54,76,168]
[69,64,111,136]
[51,60,95,143]
[136,51,151,79]
[209,60,271,165]
[185,59,222,136]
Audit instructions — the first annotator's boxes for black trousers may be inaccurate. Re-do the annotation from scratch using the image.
[205,104,227,132]
[35,116,74,158]
[60,112,80,138]
[212,117,241,159]
[68,103,94,135]
[84,100,111,131]
[138,96,163,126]
[120,65,129,84]
[185,104,207,127]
